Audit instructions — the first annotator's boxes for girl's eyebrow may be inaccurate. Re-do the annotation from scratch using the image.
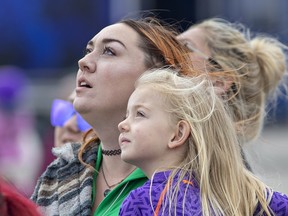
[87,38,126,49]
[132,103,152,112]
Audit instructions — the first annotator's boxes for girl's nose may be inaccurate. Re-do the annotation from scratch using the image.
[118,118,129,132]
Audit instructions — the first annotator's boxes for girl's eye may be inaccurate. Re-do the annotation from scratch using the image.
[136,111,145,118]
[103,46,115,56]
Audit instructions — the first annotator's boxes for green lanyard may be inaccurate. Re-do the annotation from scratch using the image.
[92,144,102,205]
[91,144,148,216]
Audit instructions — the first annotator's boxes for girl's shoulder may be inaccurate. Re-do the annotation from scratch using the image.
[269,191,288,215]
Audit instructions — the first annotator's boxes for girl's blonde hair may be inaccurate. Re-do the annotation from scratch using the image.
[137,68,273,216]
[189,18,287,143]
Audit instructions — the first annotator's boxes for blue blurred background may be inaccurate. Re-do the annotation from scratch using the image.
[1,0,287,75]
[0,0,287,121]
[0,0,287,196]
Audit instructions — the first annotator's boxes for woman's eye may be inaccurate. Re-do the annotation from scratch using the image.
[103,46,115,56]
[83,48,92,56]
[184,42,195,53]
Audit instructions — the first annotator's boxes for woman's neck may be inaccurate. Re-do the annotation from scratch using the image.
[101,156,136,179]
[92,116,135,174]
[91,111,124,149]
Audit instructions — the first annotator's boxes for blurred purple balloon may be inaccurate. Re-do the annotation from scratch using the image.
[0,65,28,109]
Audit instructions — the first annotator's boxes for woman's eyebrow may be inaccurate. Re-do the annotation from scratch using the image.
[87,40,94,46]
[101,38,127,49]
[87,38,127,49]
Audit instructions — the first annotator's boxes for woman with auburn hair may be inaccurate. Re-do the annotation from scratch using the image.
[31,16,199,216]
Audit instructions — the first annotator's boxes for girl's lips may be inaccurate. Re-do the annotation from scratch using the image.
[119,135,131,145]
[75,86,89,94]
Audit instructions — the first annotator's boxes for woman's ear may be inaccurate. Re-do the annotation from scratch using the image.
[168,120,191,149]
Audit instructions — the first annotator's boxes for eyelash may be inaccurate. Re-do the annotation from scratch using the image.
[83,48,92,56]
[136,111,145,117]
[103,46,115,55]
[82,45,115,57]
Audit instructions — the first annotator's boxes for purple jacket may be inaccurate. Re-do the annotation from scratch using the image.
[119,171,288,216]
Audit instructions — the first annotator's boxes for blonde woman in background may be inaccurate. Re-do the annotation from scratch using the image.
[177,18,288,169]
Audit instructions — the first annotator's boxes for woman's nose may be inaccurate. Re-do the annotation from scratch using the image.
[78,53,96,73]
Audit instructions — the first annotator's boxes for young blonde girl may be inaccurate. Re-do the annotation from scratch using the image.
[118,68,288,215]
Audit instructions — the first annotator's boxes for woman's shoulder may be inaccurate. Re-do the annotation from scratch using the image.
[52,142,81,162]
[52,141,98,160]
[31,141,99,213]
[41,141,99,177]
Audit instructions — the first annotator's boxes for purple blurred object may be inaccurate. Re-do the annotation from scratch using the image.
[51,99,91,132]
[0,65,28,106]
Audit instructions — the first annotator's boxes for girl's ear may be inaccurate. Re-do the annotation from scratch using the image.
[168,120,191,149]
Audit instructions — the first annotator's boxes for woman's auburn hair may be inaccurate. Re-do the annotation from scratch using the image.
[78,16,203,167]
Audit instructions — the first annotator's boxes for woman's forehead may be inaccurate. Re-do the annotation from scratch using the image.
[91,23,138,45]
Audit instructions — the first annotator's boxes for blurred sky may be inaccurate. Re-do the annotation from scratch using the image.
[0,0,111,77]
